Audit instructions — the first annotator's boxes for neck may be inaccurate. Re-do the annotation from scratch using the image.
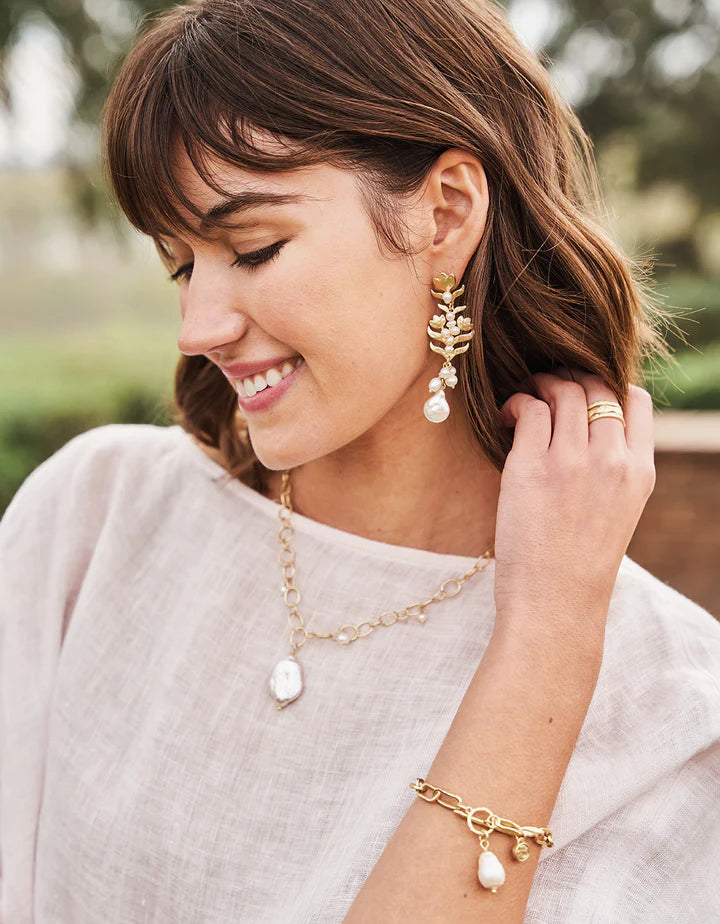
[263,414,500,559]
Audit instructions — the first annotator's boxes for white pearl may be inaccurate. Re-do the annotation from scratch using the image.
[445,312,453,321]
[442,292,452,303]
[416,613,427,623]
[424,391,450,423]
[269,656,303,708]
[446,374,458,387]
[336,632,350,645]
[429,377,442,392]
[477,851,505,891]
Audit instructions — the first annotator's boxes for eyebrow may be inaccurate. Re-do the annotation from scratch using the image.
[198,189,315,230]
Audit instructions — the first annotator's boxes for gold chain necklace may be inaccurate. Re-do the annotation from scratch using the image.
[268,468,495,710]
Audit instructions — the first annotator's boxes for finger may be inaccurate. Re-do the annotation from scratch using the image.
[500,392,552,455]
[564,368,627,453]
[623,384,655,466]
[530,371,589,450]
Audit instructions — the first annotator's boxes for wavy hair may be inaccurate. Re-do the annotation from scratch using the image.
[102,0,672,491]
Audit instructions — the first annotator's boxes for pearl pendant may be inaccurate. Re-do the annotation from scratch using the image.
[424,389,450,423]
[477,850,506,892]
[269,655,304,709]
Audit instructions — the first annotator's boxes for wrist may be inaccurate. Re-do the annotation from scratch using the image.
[490,600,607,676]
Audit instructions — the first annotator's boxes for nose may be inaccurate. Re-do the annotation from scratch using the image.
[176,263,247,357]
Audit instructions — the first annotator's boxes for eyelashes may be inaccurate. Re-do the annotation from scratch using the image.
[168,240,287,283]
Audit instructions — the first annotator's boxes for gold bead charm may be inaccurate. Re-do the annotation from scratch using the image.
[424,272,475,423]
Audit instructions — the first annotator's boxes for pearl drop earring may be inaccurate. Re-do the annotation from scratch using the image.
[423,272,475,423]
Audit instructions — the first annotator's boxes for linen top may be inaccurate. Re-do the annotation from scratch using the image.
[1,422,719,924]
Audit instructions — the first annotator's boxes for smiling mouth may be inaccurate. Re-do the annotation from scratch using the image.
[234,356,304,397]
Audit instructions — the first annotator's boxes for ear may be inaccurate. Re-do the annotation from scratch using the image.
[418,148,489,282]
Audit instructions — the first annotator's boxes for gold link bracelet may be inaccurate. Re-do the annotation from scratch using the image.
[409,778,553,893]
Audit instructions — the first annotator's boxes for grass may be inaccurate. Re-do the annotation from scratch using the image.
[0,322,178,421]
[0,316,180,513]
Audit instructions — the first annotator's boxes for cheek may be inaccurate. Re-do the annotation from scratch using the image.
[263,225,424,394]
[264,245,373,358]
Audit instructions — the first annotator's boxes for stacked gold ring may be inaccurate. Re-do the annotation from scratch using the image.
[587,400,625,428]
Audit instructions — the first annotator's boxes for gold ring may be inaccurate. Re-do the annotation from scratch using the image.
[586,401,625,428]
[587,401,622,410]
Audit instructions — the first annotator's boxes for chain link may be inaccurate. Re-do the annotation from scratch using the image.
[409,778,554,849]
[276,469,494,654]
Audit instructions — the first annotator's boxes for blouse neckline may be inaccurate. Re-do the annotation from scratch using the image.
[175,426,496,575]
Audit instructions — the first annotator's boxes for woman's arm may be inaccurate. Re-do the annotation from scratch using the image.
[343,370,656,922]
[342,604,604,924]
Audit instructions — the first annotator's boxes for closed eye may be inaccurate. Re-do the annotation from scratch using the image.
[169,262,193,282]
[168,240,287,283]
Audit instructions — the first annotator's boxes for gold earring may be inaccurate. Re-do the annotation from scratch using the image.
[423,272,475,423]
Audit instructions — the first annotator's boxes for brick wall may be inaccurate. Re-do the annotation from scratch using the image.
[627,412,719,619]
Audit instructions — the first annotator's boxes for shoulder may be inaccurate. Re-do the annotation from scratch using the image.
[0,424,194,549]
[0,424,207,642]
[4,423,184,510]
[609,554,720,682]
[545,555,720,857]
[577,554,719,804]
[539,558,720,911]
[31,421,184,481]
[606,554,720,728]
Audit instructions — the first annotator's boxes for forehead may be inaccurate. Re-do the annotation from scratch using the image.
[163,140,349,238]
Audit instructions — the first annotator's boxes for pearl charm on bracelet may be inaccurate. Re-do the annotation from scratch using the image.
[477,850,506,892]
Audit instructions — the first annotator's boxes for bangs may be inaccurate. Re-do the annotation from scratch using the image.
[101,6,337,243]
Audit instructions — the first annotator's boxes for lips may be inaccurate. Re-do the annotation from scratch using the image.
[235,356,303,397]
[235,355,304,411]
[220,354,301,380]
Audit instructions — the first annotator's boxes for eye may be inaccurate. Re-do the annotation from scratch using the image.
[168,262,193,283]
[168,240,287,283]
[231,239,286,272]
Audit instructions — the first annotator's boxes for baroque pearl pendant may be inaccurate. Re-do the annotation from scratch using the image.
[424,389,450,423]
[269,655,304,709]
[477,850,506,892]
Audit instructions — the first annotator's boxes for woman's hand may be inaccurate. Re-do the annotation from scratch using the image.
[493,367,656,643]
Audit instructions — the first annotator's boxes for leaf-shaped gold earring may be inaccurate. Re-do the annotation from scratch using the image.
[423,272,475,423]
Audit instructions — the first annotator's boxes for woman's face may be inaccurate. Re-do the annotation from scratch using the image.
[165,146,443,472]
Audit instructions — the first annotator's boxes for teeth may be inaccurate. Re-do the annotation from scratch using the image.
[236,356,302,397]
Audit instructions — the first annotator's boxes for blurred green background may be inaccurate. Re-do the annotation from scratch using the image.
[1,0,719,514]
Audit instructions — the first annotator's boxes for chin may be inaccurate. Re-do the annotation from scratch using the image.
[247,431,318,473]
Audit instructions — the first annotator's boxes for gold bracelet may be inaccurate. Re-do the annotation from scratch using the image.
[409,778,554,893]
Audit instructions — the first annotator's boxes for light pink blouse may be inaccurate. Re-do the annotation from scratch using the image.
[1,423,719,922]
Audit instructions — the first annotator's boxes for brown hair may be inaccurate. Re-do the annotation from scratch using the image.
[102,0,673,491]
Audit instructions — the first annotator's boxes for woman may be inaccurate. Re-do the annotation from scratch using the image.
[1,0,718,921]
